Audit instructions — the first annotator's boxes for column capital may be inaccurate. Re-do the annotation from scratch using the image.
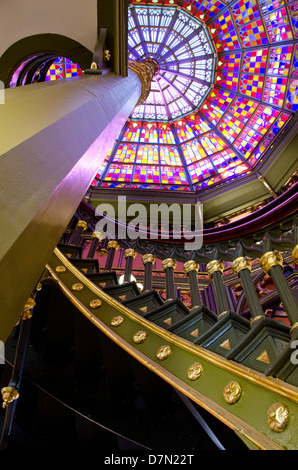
[162,258,176,271]
[1,386,19,409]
[124,248,137,259]
[76,220,88,231]
[142,254,155,265]
[184,260,199,274]
[292,245,298,264]
[107,241,119,251]
[91,231,102,240]
[206,260,224,277]
[128,60,155,106]
[259,251,283,274]
[232,256,251,276]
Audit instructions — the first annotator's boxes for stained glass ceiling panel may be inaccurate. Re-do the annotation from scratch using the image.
[94,0,298,192]
[128,5,216,121]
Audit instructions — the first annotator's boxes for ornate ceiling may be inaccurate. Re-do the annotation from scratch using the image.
[93,0,298,195]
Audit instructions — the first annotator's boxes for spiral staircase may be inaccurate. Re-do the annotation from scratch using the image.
[0,181,297,452]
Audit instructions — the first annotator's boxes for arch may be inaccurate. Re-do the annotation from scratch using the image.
[0,33,93,87]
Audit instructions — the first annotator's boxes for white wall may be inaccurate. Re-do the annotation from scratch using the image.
[0,0,98,57]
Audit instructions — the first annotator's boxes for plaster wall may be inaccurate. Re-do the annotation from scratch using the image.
[0,0,98,58]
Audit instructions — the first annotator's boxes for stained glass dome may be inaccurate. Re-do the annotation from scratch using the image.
[128,5,216,120]
[95,0,298,192]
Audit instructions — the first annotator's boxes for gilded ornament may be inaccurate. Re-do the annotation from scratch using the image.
[250,315,263,326]
[55,266,67,274]
[218,311,229,318]
[290,322,298,335]
[223,381,242,404]
[156,345,172,361]
[128,59,156,105]
[97,248,108,257]
[89,299,102,309]
[1,387,19,409]
[206,260,224,277]
[232,257,251,276]
[24,298,36,311]
[133,331,148,344]
[142,254,155,265]
[91,62,98,70]
[72,283,84,292]
[36,282,42,291]
[21,310,33,321]
[259,251,283,274]
[162,258,176,271]
[124,248,137,259]
[111,316,124,327]
[187,362,203,381]
[184,260,199,274]
[76,220,88,231]
[104,50,111,61]
[107,241,119,251]
[267,403,289,432]
[292,245,298,264]
[91,231,102,240]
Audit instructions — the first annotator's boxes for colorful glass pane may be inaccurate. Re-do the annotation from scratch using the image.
[238,19,268,47]
[133,165,161,184]
[232,0,260,26]
[263,8,293,42]
[160,146,182,165]
[182,139,207,163]
[239,74,264,99]
[45,57,82,81]
[267,45,293,75]
[263,76,288,106]
[218,114,245,142]
[288,2,298,37]
[140,123,159,143]
[105,164,134,182]
[285,78,298,110]
[122,122,141,142]
[136,145,159,164]
[158,123,176,144]
[199,132,228,155]
[210,149,249,178]
[234,127,263,157]
[228,97,259,122]
[160,166,188,185]
[242,49,268,74]
[188,158,217,183]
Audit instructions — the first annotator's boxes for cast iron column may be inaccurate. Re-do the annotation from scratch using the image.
[142,254,155,292]
[124,249,137,283]
[105,241,119,271]
[259,250,298,326]
[206,260,231,314]
[0,298,35,449]
[162,258,176,300]
[232,256,264,319]
[68,220,88,246]
[87,231,102,259]
[184,260,201,309]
